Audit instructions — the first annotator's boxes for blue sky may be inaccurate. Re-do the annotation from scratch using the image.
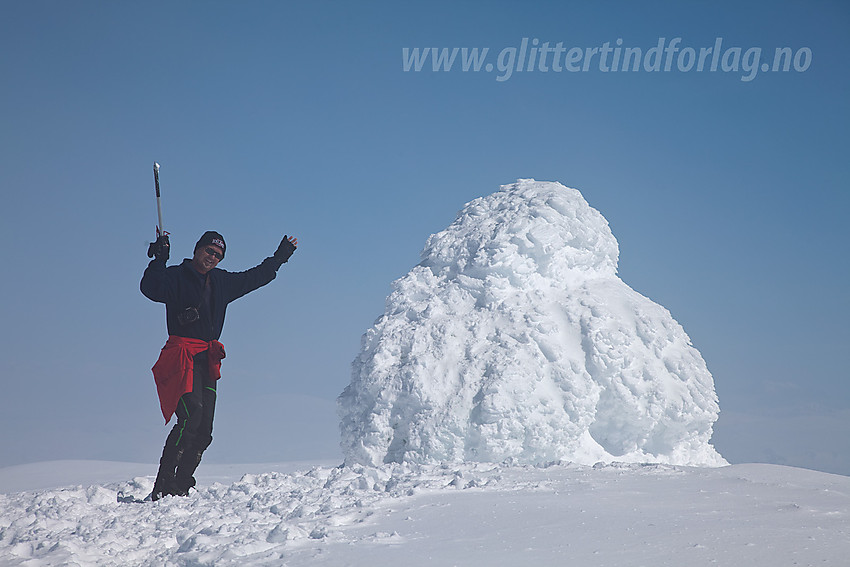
[1,1,848,475]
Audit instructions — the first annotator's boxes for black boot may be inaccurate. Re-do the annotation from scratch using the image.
[175,448,204,495]
[149,443,183,501]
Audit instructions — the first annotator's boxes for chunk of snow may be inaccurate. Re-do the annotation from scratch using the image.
[339,179,725,467]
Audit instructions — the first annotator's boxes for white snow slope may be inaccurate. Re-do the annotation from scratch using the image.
[0,460,848,566]
[340,179,724,467]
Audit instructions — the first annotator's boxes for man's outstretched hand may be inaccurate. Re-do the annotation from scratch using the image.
[274,235,298,264]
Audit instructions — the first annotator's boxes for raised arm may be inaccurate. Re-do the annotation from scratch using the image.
[140,234,175,303]
[221,235,298,303]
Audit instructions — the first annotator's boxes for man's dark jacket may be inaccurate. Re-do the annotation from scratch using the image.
[140,256,283,340]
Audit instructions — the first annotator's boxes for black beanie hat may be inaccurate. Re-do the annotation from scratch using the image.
[195,231,226,258]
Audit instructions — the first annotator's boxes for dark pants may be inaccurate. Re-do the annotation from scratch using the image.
[155,351,217,493]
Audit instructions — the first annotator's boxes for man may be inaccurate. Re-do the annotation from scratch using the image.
[141,230,297,500]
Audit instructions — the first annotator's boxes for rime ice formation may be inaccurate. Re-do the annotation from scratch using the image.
[338,179,725,467]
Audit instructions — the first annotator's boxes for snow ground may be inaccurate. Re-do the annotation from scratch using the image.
[1,460,847,566]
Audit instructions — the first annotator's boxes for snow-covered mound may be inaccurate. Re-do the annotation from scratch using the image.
[339,179,725,467]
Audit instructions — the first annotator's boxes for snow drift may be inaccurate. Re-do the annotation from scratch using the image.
[339,179,725,467]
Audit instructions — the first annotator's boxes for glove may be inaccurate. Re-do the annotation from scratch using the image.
[147,234,170,261]
[274,235,297,264]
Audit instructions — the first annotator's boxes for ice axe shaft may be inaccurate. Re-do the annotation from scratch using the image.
[153,162,165,237]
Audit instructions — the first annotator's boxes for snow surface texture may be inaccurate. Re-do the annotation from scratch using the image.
[1,461,848,566]
[340,179,725,467]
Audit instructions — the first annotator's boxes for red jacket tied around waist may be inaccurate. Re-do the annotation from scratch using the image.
[152,336,226,423]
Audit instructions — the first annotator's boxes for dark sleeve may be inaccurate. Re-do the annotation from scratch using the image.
[140,258,176,304]
[221,256,285,303]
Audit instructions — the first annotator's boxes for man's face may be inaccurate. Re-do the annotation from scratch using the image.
[192,245,224,274]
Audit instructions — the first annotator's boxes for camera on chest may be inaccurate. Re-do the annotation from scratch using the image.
[177,306,200,326]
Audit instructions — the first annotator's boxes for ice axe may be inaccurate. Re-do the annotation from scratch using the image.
[153,161,165,238]
[147,161,169,258]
